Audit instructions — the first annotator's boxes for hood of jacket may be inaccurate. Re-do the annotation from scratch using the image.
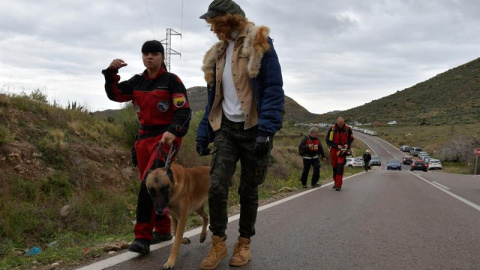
[202,22,271,86]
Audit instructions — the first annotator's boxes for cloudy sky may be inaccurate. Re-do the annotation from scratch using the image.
[1,0,479,114]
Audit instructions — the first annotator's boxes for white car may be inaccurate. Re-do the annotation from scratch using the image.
[428,159,442,170]
[346,157,364,168]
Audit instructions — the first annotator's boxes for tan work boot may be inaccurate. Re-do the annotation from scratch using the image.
[200,235,227,270]
[229,237,251,267]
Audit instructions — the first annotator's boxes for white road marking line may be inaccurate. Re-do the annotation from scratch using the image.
[431,181,451,190]
[76,173,365,270]
[410,172,480,212]
[375,136,408,156]
[354,135,378,156]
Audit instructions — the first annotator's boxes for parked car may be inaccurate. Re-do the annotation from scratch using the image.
[421,155,431,163]
[369,156,382,166]
[400,145,411,152]
[386,159,402,170]
[402,156,413,165]
[428,159,443,170]
[410,159,428,172]
[418,152,429,159]
[346,157,364,168]
[410,147,423,157]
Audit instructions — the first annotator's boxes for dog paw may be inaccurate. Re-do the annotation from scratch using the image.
[200,234,206,243]
[162,262,175,269]
[181,237,191,245]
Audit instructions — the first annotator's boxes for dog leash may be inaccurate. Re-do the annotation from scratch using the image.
[155,142,178,169]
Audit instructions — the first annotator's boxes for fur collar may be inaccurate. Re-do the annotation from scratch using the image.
[202,22,271,86]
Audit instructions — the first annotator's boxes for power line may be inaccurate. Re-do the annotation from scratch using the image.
[180,0,184,35]
[144,0,156,36]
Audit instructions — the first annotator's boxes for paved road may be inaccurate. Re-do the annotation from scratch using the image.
[77,132,480,270]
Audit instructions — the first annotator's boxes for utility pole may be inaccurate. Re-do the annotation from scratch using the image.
[161,28,181,71]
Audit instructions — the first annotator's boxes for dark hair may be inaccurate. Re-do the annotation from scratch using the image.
[142,40,164,54]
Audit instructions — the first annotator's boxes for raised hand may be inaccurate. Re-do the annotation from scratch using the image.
[109,58,128,70]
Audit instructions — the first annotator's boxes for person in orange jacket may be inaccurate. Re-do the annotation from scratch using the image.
[326,117,354,191]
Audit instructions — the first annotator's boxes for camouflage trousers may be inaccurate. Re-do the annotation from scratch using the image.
[208,116,272,238]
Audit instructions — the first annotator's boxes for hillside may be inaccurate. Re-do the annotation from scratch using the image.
[186,87,318,124]
[316,57,480,125]
[0,90,336,269]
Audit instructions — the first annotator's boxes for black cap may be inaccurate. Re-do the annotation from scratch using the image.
[199,0,245,19]
[142,40,164,54]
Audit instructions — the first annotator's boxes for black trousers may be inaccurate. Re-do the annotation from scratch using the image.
[301,157,320,186]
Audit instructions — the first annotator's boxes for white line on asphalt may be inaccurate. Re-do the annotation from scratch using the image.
[369,138,398,159]
[431,181,451,190]
[354,134,378,156]
[374,136,408,156]
[410,172,480,212]
[76,173,365,270]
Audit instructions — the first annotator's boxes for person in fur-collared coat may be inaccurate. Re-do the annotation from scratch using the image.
[196,0,284,269]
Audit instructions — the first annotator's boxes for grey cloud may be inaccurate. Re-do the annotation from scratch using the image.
[1,0,479,114]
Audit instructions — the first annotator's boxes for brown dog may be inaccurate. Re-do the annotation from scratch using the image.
[146,163,211,269]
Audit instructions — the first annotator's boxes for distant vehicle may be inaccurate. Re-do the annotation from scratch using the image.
[388,121,398,125]
[418,151,429,157]
[410,147,423,157]
[421,155,431,163]
[370,131,378,136]
[402,156,413,165]
[400,145,411,152]
[369,156,382,166]
[386,159,402,170]
[410,159,428,172]
[346,157,364,168]
[428,159,443,170]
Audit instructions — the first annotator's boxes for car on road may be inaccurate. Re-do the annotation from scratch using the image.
[418,152,429,159]
[400,145,411,152]
[402,156,413,165]
[410,159,428,172]
[421,155,431,163]
[346,157,364,168]
[369,156,382,166]
[410,147,423,157]
[428,159,442,170]
[386,159,402,170]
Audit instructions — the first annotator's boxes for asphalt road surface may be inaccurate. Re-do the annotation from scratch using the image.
[77,132,480,270]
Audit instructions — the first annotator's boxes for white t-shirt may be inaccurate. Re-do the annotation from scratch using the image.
[222,40,245,122]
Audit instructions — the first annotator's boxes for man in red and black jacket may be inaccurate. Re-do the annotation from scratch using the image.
[326,117,354,191]
[299,127,327,188]
[102,40,191,255]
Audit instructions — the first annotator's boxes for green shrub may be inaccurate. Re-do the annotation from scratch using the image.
[29,89,48,103]
[37,128,69,167]
[0,123,12,144]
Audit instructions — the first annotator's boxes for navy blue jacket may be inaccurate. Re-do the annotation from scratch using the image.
[196,38,284,144]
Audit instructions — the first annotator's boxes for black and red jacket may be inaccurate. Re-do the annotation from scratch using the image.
[326,124,354,150]
[299,136,326,158]
[102,67,191,138]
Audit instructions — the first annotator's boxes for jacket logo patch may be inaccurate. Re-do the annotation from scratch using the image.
[157,100,169,112]
[172,94,187,108]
